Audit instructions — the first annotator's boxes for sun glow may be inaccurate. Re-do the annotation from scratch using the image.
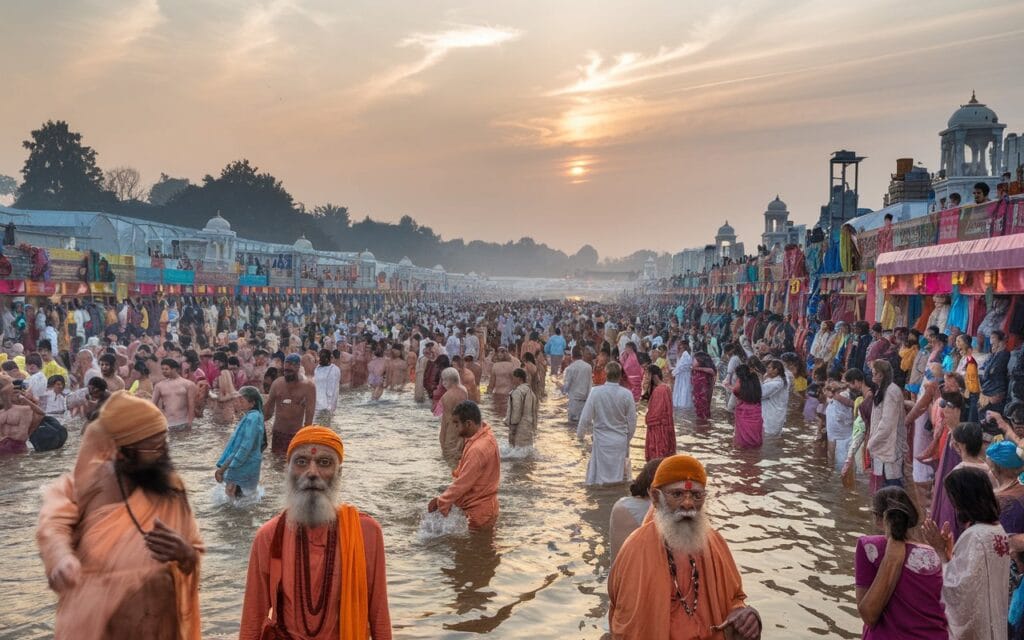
[562,155,597,184]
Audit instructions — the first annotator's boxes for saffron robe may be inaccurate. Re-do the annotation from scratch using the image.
[36,427,204,640]
[609,521,747,640]
[438,423,500,529]
[238,510,392,639]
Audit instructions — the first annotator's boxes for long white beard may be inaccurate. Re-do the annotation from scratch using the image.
[653,496,710,556]
[285,473,339,527]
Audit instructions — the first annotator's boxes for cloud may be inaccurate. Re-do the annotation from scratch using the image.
[220,0,337,75]
[548,7,741,96]
[70,0,165,75]
[359,24,523,102]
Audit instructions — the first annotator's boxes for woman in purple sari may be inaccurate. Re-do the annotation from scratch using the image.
[732,364,763,448]
[691,350,716,422]
[929,392,965,541]
[855,486,947,639]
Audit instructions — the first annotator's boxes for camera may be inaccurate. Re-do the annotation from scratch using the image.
[981,416,1003,437]
[11,379,25,389]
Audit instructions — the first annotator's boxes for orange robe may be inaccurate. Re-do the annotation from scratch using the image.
[238,509,392,639]
[609,520,747,640]
[36,428,204,640]
[438,423,500,529]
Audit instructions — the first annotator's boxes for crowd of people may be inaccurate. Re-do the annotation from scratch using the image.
[4,291,1023,638]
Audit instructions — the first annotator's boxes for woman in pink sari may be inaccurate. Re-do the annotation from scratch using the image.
[691,351,717,422]
[732,364,763,448]
[643,365,675,460]
[619,343,643,401]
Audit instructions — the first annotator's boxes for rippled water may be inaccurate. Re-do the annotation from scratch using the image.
[0,380,871,639]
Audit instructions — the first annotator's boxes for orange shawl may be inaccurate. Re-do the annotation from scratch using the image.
[608,520,746,640]
[268,505,369,640]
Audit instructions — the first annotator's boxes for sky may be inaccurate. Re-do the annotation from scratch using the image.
[1,0,1023,260]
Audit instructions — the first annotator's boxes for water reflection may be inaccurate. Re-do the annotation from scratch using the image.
[0,383,870,639]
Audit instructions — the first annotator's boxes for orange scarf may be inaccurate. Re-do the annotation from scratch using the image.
[337,504,368,640]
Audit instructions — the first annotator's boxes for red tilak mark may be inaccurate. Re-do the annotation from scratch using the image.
[310,447,317,455]
[683,481,693,491]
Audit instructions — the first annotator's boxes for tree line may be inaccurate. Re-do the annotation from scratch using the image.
[2,120,670,277]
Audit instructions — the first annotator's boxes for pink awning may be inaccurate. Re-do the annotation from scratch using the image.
[875,234,1024,276]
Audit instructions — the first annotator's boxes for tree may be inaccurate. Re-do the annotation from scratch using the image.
[571,244,599,268]
[0,174,16,205]
[165,159,297,239]
[148,173,190,205]
[313,203,350,226]
[104,166,147,201]
[15,120,113,210]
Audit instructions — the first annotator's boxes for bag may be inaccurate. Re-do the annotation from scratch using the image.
[29,416,68,452]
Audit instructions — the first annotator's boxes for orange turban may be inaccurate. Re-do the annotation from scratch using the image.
[100,390,168,446]
[286,425,344,462]
[652,454,707,488]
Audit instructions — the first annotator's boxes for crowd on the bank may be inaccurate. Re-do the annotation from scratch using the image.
[5,292,1023,638]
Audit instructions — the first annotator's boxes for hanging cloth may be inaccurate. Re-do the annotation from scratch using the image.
[948,285,969,333]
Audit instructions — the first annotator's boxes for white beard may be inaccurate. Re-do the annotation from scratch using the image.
[653,496,710,556]
[285,473,339,527]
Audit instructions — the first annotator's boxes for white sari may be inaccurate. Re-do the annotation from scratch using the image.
[943,522,1011,640]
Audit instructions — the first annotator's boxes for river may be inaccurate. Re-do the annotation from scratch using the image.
[0,380,870,639]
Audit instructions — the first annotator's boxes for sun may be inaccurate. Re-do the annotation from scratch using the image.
[569,165,587,177]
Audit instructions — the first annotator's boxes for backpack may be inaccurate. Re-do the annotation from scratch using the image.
[29,416,68,452]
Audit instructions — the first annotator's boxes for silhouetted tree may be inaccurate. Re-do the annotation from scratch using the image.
[148,173,190,205]
[15,120,114,210]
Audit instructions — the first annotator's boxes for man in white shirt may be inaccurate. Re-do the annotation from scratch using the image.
[24,353,48,400]
[313,349,341,415]
[577,362,637,485]
[464,328,480,360]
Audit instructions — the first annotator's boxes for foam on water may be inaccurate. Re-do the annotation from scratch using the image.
[498,442,537,460]
[210,483,266,508]
[416,506,470,542]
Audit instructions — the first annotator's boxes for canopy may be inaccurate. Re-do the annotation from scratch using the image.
[876,234,1024,275]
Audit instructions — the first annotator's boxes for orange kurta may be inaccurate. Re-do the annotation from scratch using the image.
[238,510,392,640]
[36,427,204,640]
[608,520,746,640]
[437,423,500,529]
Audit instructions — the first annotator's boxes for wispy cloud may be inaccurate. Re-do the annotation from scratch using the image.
[70,0,165,75]
[549,8,741,96]
[359,24,523,101]
[221,0,336,75]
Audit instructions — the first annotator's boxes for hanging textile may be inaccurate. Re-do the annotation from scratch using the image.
[913,295,934,333]
[880,296,898,330]
[948,285,969,333]
[906,294,924,330]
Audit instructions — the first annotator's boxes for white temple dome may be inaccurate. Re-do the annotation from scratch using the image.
[948,92,998,128]
[293,235,314,252]
[767,195,787,211]
[204,212,232,232]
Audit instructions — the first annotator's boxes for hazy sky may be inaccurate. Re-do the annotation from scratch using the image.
[2,0,1023,259]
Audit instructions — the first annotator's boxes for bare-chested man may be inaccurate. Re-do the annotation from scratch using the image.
[152,358,195,431]
[264,354,316,454]
[386,345,408,391]
[438,367,469,468]
[465,354,483,389]
[453,355,480,403]
[0,378,45,453]
[98,353,126,392]
[248,349,269,387]
[367,347,387,400]
[337,344,353,389]
[488,347,516,417]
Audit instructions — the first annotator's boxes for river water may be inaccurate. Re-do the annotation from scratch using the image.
[1,380,871,639]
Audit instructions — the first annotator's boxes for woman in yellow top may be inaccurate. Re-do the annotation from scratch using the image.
[955,333,981,421]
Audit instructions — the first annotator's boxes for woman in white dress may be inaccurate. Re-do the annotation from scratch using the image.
[922,466,1010,640]
[671,340,693,409]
